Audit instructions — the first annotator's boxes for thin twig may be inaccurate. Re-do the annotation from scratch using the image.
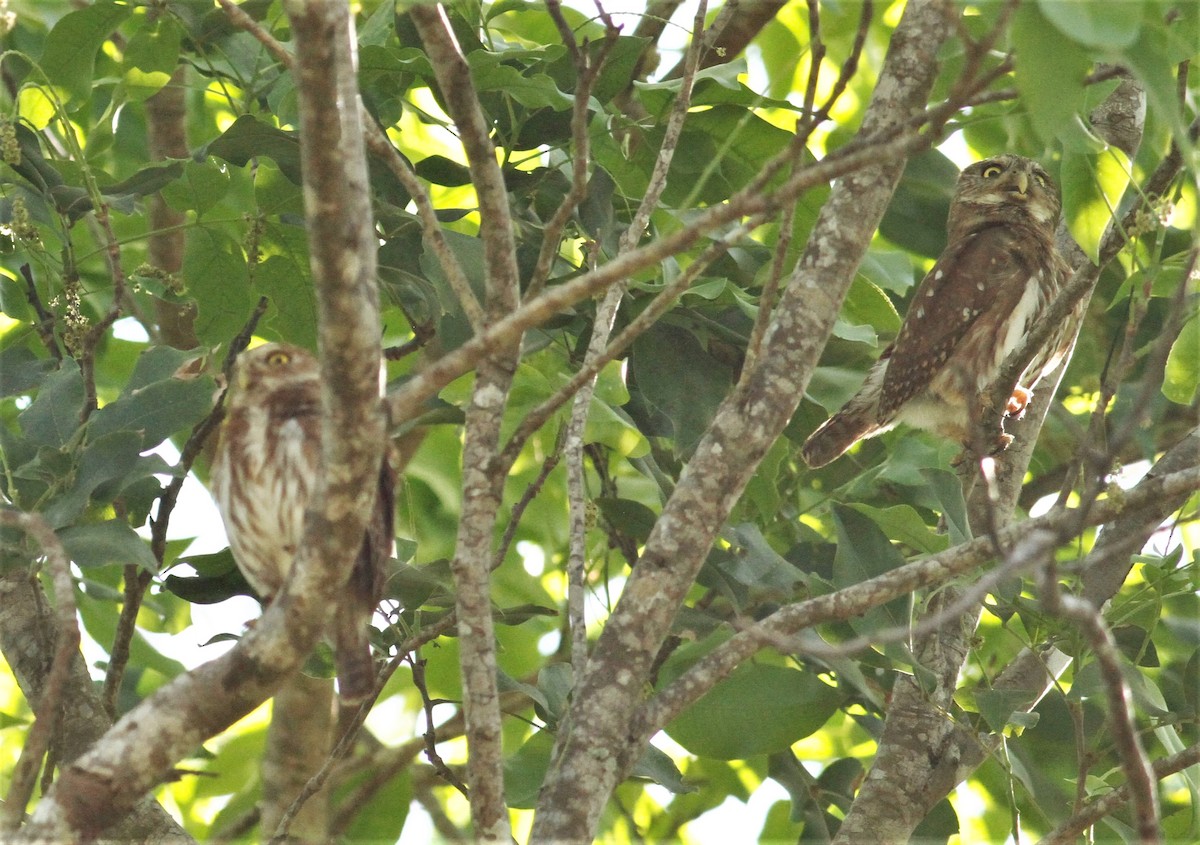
[1041,742,1200,845]
[409,653,469,795]
[19,263,61,361]
[527,4,620,299]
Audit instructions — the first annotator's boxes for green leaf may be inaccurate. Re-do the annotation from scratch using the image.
[256,253,318,351]
[1011,4,1091,146]
[666,664,841,759]
[1037,0,1143,49]
[845,504,948,555]
[830,504,910,635]
[631,744,695,794]
[1061,145,1131,265]
[628,323,735,457]
[42,430,143,528]
[161,159,231,218]
[0,346,56,397]
[17,365,84,448]
[125,346,206,392]
[468,53,573,111]
[57,519,158,571]
[920,468,972,545]
[595,496,658,543]
[1163,314,1199,405]
[39,3,132,103]
[186,228,256,346]
[1108,253,1193,309]
[842,277,901,336]
[341,768,411,845]
[87,373,216,449]
[206,115,303,184]
[504,729,555,809]
[879,150,957,259]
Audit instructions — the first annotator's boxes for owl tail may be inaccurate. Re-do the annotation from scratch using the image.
[333,456,395,702]
[801,409,881,468]
[333,603,375,702]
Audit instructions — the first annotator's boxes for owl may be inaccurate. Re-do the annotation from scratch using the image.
[211,343,392,700]
[801,155,1074,468]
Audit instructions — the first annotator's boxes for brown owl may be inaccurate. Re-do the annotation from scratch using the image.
[801,155,1075,468]
[211,343,392,700]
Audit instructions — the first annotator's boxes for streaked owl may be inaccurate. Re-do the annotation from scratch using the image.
[801,155,1075,468]
[211,343,392,700]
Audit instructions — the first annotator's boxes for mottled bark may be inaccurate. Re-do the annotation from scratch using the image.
[260,674,334,842]
[0,571,193,844]
[145,65,197,350]
[409,5,522,839]
[530,3,954,841]
[15,3,383,840]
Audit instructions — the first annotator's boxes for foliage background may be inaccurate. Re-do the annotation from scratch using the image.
[0,1,1197,843]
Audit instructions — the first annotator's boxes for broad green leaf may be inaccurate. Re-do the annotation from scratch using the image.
[1037,0,1143,49]
[341,769,411,845]
[39,3,132,103]
[0,346,55,397]
[842,277,901,336]
[858,247,918,295]
[628,323,734,457]
[630,744,695,794]
[1163,315,1199,405]
[1011,4,1091,146]
[1108,254,1193,309]
[185,227,256,346]
[58,519,158,571]
[87,374,216,449]
[206,115,303,184]
[42,430,142,528]
[504,729,555,808]
[256,254,318,351]
[920,468,972,545]
[125,346,206,392]
[17,364,84,448]
[595,496,657,543]
[846,504,948,555]
[1061,145,1131,265]
[160,159,230,218]
[879,150,957,259]
[666,664,841,759]
[830,503,910,635]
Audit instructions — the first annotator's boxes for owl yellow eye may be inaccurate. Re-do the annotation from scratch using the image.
[981,164,1003,179]
[266,350,291,366]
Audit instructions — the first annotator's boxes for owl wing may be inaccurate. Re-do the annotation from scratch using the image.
[879,225,1038,418]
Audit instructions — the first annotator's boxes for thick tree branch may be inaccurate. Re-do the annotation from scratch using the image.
[408,4,524,838]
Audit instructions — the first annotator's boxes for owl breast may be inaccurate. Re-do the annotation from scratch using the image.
[214,405,318,598]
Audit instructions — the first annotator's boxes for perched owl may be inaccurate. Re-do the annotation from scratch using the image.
[801,155,1074,468]
[211,343,392,700]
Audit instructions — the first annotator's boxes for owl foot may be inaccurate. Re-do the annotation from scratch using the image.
[991,432,1014,454]
[1006,385,1032,418]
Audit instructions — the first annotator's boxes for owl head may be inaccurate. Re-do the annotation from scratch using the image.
[947,154,1060,240]
[229,343,320,402]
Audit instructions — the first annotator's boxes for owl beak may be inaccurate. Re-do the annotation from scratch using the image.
[1014,172,1029,196]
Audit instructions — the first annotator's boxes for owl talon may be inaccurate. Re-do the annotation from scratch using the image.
[1006,386,1032,418]
[991,432,1014,454]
